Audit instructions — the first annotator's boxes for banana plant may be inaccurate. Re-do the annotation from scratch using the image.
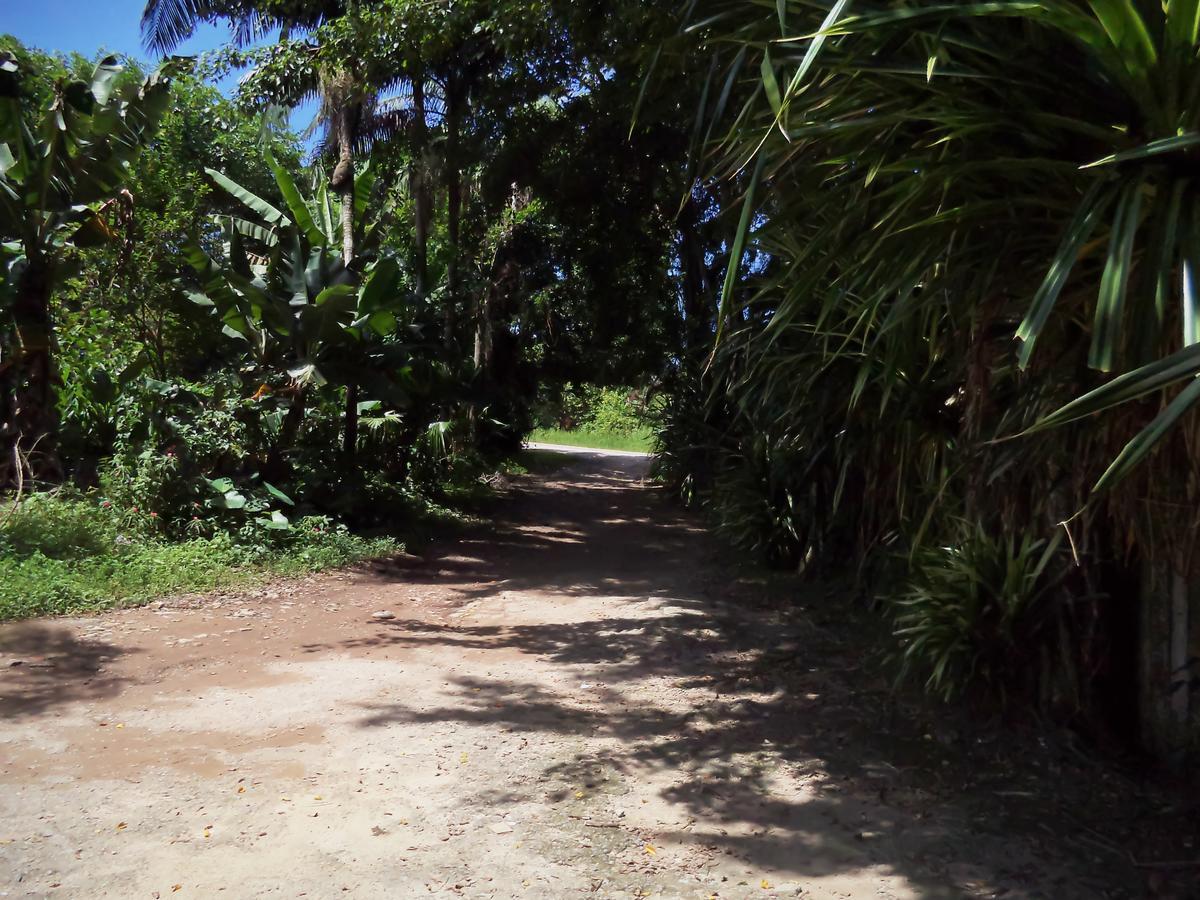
[184,151,406,469]
[0,51,171,482]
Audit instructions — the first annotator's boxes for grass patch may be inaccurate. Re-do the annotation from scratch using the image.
[0,532,397,621]
[527,427,654,453]
[0,493,400,621]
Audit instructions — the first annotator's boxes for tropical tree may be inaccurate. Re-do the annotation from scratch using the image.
[142,0,412,266]
[0,49,171,484]
[185,151,405,469]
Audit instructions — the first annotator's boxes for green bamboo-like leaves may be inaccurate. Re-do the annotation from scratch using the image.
[783,0,854,95]
[1086,0,1157,75]
[1093,376,1200,491]
[1016,181,1114,368]
[1089,176,1144,371]
[1029,341,1200,432]
[1167,0,1200,48]
[1082,132,1200,168]
[760,48,783,118]
[712,151,767,353]
[674,0,1200,520]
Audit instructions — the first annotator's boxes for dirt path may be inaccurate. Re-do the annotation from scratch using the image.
[0,450,1173,898]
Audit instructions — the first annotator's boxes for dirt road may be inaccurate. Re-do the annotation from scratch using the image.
[0,449,1163,898]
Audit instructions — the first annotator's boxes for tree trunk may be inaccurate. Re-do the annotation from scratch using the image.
[343,381,359,466]
[411,75,431,304]
[339,185,355,266]
[473,290,493,372]
[474,186,526,375]
[335,107,356,266]
[333,102,358,470]
[444,73,463,350]
[280,389,307,449]
[1,256,62,487]
[679,195,712,352]
[266,387,307,482]
[1140,561,1200,767]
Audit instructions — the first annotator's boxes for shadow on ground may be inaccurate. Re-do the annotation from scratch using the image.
[315,450,1189,898]
[0,624,132,719]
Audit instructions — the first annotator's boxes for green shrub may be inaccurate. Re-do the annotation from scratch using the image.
[535,383,654,435]
[0,494,400,621]
[0,491,118,559]
[707,438,807,569]
[887,523,1071,705]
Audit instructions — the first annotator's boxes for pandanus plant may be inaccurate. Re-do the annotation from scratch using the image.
[184,151,406,469]
[652,0,1200,712]
[695,0,1200,493]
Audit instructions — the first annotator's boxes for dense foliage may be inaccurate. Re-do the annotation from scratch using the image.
[0,2,685,616]
[648,0,1200,756]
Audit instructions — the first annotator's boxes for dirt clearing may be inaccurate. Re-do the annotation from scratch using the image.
[0,449,1187,898]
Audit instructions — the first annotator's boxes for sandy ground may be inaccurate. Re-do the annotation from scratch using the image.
[0,450,1185,898]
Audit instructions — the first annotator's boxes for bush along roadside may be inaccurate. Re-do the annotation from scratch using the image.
[529,383,658,452]
[0,489,400,620]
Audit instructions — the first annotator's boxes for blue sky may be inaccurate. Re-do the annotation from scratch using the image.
[4,0,233,63]
[5,0,316,136]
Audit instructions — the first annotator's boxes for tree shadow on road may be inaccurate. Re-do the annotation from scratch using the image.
[316,455,1183,898]
[349,605,1147,897]
[0,623,132,719]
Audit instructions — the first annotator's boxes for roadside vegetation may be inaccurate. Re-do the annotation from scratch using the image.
[526,428,652,453]
[0,494,397,619]
[529,384,656,452]
[0,9,677,619]
[646,0,1200,764]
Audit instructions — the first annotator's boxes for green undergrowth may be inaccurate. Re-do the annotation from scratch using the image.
[527,427,653,453]
[0,496,399,620]
[0,454,539,621]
